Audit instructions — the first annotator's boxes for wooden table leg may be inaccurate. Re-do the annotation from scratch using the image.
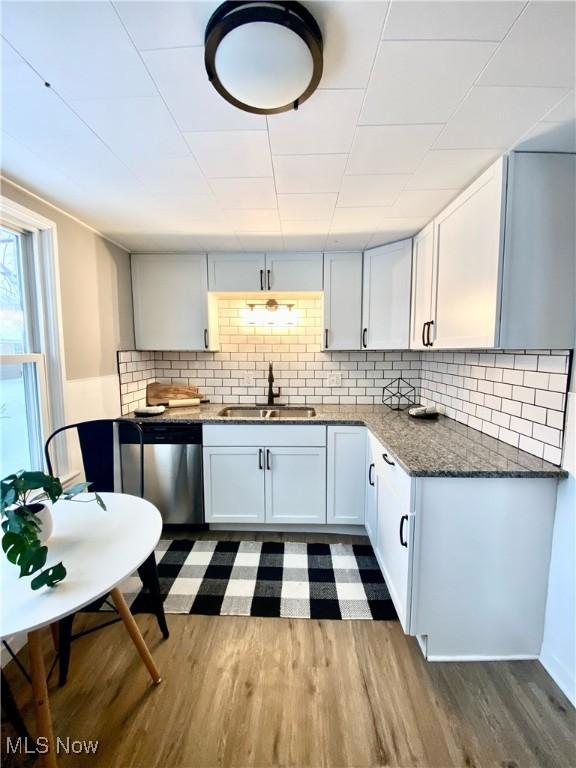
[110,588,162,684]
[28,629,57,768]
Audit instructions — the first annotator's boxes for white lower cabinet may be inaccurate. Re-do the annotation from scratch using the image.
[365,430,559,659]
[203,447,265,523]
[265,446,326,524]
[327,426,366,525]
[203,426,327,525]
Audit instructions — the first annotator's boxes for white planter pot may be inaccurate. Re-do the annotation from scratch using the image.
[33,504,54,544]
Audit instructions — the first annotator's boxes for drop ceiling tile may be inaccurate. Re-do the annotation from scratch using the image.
[238,234,286,251]
[515,121,576,153]
[106,232,169,252]
[282,220,331,236]
[382,1,525,41]
[272,154,347,193]
[2,52,146,192]
[338,174,408,207]
[113,1,217,50]
[2,1,156,99]
[367,218,428,245]
[143,47,266,131]
[325,232,373,250]
[542,91,575,123]
[331,207,390,233]
[135,156,212,196]
[435,86,569,149]
[225,209,281,233]
[71,96,190,164]
[184,131,273,178]
[406,149,499,190]
[360,41,497,125]
[308,1,389,88]
[386,189,458,219]
[268,90,364,154]
[282,233,328,251]
[478,2,576,88]
[347,124,444,175]
[210,178,278,209]
[194,234,244,251]
[278,193,337,221]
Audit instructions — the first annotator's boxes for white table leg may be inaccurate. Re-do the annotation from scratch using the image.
[28,629,57,768]
[110,588,162,684]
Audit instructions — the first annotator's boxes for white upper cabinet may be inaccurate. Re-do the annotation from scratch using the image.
[207,252,322,292]
[207,252,265,292]
[410,223,436,350]
[361,240,412,350]
[411,152,575,351]
[265,252,323,291]
[131,253,211,351]
[433,158,505,349]
[323,252,362,350]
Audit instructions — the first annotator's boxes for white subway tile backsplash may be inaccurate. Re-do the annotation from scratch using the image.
[119,304,571,466]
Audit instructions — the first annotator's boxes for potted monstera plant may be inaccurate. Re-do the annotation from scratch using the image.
[1,470,105,591]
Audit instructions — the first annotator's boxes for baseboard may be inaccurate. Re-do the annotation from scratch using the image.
[540,651,576,707]
[209,523,368,536]
[424,653,539,662]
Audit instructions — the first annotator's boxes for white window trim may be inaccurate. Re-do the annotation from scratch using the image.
[1,195,68,473]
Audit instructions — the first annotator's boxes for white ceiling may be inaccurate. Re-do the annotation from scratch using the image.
[1,0,574,253]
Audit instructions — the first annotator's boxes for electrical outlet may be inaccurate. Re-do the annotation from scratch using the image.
[243,372,255,387]
[327,372,342,387]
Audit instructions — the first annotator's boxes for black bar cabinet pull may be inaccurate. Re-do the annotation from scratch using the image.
[422,321,428,347]
[368,463,375,486]
[204,329,208,349]
[382,453,395,466]
[362,328,368,348]
[258,448,263,470]
[266,449,271,471]
[399,515,408,547]
[324,329,329,348]
[259,269,264,290]
[267,269,271,290]
[426,320,434,347]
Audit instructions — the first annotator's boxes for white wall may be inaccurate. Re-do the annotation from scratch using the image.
[540,353,575,706]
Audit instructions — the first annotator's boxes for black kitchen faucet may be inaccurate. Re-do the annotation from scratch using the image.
[267,362,281,406]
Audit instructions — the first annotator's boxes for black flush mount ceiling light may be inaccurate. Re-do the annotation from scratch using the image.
[204,1,323,115]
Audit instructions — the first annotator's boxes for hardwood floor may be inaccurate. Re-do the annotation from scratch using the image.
[2,532,575,768]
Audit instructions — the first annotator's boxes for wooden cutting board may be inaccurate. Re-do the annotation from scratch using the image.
[147,382,200,405]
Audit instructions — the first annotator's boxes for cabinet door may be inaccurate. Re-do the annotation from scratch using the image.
[365,446,377,548]
[265,447,326,524]
[375,455,414,632]
[265,252,323,291]
[361,240,412,350]
[433,158,506,349]
[203,447,265,523]
[323,252,362,350]
[327,426,366,525]
[410,223,436,350]
[207,252,265,292]
[132,253,209,351]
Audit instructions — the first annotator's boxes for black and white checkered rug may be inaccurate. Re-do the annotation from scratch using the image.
[104,539,398,621]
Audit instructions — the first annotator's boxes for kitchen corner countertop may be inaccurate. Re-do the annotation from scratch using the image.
[124,404,568,479]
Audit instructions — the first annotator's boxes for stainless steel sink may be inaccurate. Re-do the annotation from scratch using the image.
[218,406,316,419]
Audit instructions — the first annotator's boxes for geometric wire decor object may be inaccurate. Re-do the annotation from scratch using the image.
[382,378,416,411]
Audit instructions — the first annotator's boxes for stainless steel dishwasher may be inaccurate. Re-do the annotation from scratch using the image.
[120,423,204,526]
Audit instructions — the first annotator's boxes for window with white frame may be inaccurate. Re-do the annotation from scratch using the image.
[0,199,66,479]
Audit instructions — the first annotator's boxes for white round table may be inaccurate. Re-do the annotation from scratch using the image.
[1,493,164,768]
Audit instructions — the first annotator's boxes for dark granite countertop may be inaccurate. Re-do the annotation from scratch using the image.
[123,404,567,479]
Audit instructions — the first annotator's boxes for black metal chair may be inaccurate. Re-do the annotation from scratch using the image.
[44,419,169,686]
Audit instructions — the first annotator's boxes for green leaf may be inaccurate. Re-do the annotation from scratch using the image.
[0,485,16,511]
[64,482,91,497]
[18,545,47,577]
[95,493,106,510]
[31,562,67,590]
[2,532,26,565]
